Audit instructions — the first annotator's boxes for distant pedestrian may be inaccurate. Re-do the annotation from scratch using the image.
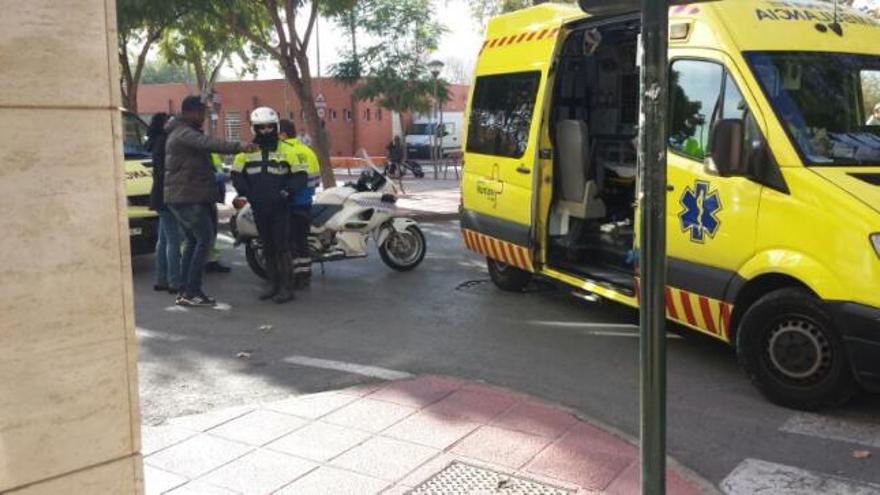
[164,96,255,307]
[146,112,182,295]
[385,135,404,177]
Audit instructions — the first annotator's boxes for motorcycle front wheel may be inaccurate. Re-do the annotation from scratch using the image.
[379,225,426,271]
[244,240,268,279]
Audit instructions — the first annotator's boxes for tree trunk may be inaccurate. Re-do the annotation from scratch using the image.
[286,59,336,188]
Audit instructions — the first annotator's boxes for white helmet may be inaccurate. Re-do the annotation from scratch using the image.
[250,106,279,134]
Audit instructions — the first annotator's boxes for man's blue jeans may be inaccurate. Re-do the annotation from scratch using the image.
[155,207,183,289]
[168,203,214,297]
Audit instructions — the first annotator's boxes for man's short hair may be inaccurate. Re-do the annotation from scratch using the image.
[181,95,205,113]
[279,119,296,137]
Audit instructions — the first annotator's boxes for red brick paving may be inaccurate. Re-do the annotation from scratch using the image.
[143,375,710,494]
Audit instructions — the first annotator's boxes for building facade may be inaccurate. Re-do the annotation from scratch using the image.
[138,79,469,157]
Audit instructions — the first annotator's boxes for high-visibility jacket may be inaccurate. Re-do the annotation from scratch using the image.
[231,146,305,210]
[280,138,320,208]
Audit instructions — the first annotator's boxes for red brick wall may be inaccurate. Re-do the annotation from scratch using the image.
[137,79,469,158]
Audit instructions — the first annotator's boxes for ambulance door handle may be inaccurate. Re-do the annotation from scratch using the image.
[516,165,530,174]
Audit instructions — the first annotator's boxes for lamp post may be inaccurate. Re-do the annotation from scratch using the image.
[427,59,444,179]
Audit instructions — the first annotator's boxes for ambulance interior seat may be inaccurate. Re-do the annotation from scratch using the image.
[555,119,606,225]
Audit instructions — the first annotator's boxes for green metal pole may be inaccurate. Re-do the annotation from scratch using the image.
[638,0,669,493]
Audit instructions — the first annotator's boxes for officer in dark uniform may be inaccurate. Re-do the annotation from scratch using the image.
[231,107,306,303]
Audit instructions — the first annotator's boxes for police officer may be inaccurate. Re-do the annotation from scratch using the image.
[279,119,320,288]
[232,108,305,303]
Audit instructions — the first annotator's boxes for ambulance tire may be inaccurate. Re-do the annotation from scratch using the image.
[487,258,531,292]
[736,288,857,411]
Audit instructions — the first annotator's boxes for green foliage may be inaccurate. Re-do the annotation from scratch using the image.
[141,59,194,84]
[331,0,449,113]
[159,8,257,97]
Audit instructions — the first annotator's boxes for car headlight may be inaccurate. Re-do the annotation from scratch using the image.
[872,234,880,259]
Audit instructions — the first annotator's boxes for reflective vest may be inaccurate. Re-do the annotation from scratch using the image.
[231,147,301,210]
[281,138,321,207]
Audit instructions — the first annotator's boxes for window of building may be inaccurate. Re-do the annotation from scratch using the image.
[225,111,242,142]
[668,60,724,161]
[466,71,541,158]
[344,109,352,122]
[330,109,337,121]
[377,109,383,121]
[364,108,371,121]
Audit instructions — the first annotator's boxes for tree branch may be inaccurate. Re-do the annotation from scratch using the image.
[301,0,319,52]
[265,0,289,57]
[286,0,297,54]
[226,13,284,61]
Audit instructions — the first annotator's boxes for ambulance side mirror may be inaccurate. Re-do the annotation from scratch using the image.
[708,119,745,177]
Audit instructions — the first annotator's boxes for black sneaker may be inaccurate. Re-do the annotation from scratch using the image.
[168,287,180,295]
[154,284,170,292]
[205,261,232,273]
[177,293,217,307]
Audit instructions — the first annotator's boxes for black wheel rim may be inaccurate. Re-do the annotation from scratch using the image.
[763,316,833,386]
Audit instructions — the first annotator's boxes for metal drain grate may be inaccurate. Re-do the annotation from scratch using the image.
[407,461,574,495]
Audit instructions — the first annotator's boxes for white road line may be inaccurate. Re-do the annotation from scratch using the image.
[524,320,682,339]
[721,459,880,495]
[526,320,638,329]
[281,355,413,381]
[136,327,186,342]
[780,412,880,449]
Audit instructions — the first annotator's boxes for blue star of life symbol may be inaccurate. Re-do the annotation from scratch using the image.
[679,180,722,243]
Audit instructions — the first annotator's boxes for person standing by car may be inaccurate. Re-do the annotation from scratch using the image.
[867,102,880,125]
[164,96,253,307]
[385,135,404,178]
[232,109,304,303]
[279,119,320,288]
[147,112,182,295]
[205,152,232,273]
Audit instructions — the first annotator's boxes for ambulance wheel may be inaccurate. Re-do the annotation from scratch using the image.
[245,240,268,279]
[487,258,531,292]
[736,288,857,410]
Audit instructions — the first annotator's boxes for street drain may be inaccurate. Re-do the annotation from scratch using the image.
[454,279,492,292]
[407,461,574,495]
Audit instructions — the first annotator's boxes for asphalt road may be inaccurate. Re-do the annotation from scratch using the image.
[133,220,880,490]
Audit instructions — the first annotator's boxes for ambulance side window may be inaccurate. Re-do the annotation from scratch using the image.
[668,60,724,161]
[466,71,541,158]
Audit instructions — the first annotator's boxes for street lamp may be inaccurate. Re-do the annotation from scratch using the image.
[427,59,444,179]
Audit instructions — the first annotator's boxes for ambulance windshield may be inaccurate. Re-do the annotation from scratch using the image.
[746,51,880,166]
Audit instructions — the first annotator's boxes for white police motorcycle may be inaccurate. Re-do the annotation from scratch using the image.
[230,161,426,278]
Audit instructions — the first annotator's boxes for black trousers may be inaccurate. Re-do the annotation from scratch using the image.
[289,206,312,277]
[254,206,291,287]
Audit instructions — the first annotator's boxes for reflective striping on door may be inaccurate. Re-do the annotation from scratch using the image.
[462,228,533,272]
[479,28,560,54]
[636,278,734,342]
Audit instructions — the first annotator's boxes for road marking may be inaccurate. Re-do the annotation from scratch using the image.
[524,320,682,339]
[136,327,186,342]
[526,320,638,329]
[281,355,413,380]
[781,412,880,449]
[721,458,880,495]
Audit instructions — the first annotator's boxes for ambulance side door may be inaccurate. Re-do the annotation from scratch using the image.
[665,54,765,335]
[462,71,543,231]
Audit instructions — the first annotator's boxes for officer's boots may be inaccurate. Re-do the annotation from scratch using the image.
[259,261,280,301]
[273,254,295,304]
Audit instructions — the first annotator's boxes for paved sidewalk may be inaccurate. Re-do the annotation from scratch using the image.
[143,376,711,494]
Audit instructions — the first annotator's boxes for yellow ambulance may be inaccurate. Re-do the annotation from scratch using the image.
[461,0,880,409]
[121,110,159,255]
